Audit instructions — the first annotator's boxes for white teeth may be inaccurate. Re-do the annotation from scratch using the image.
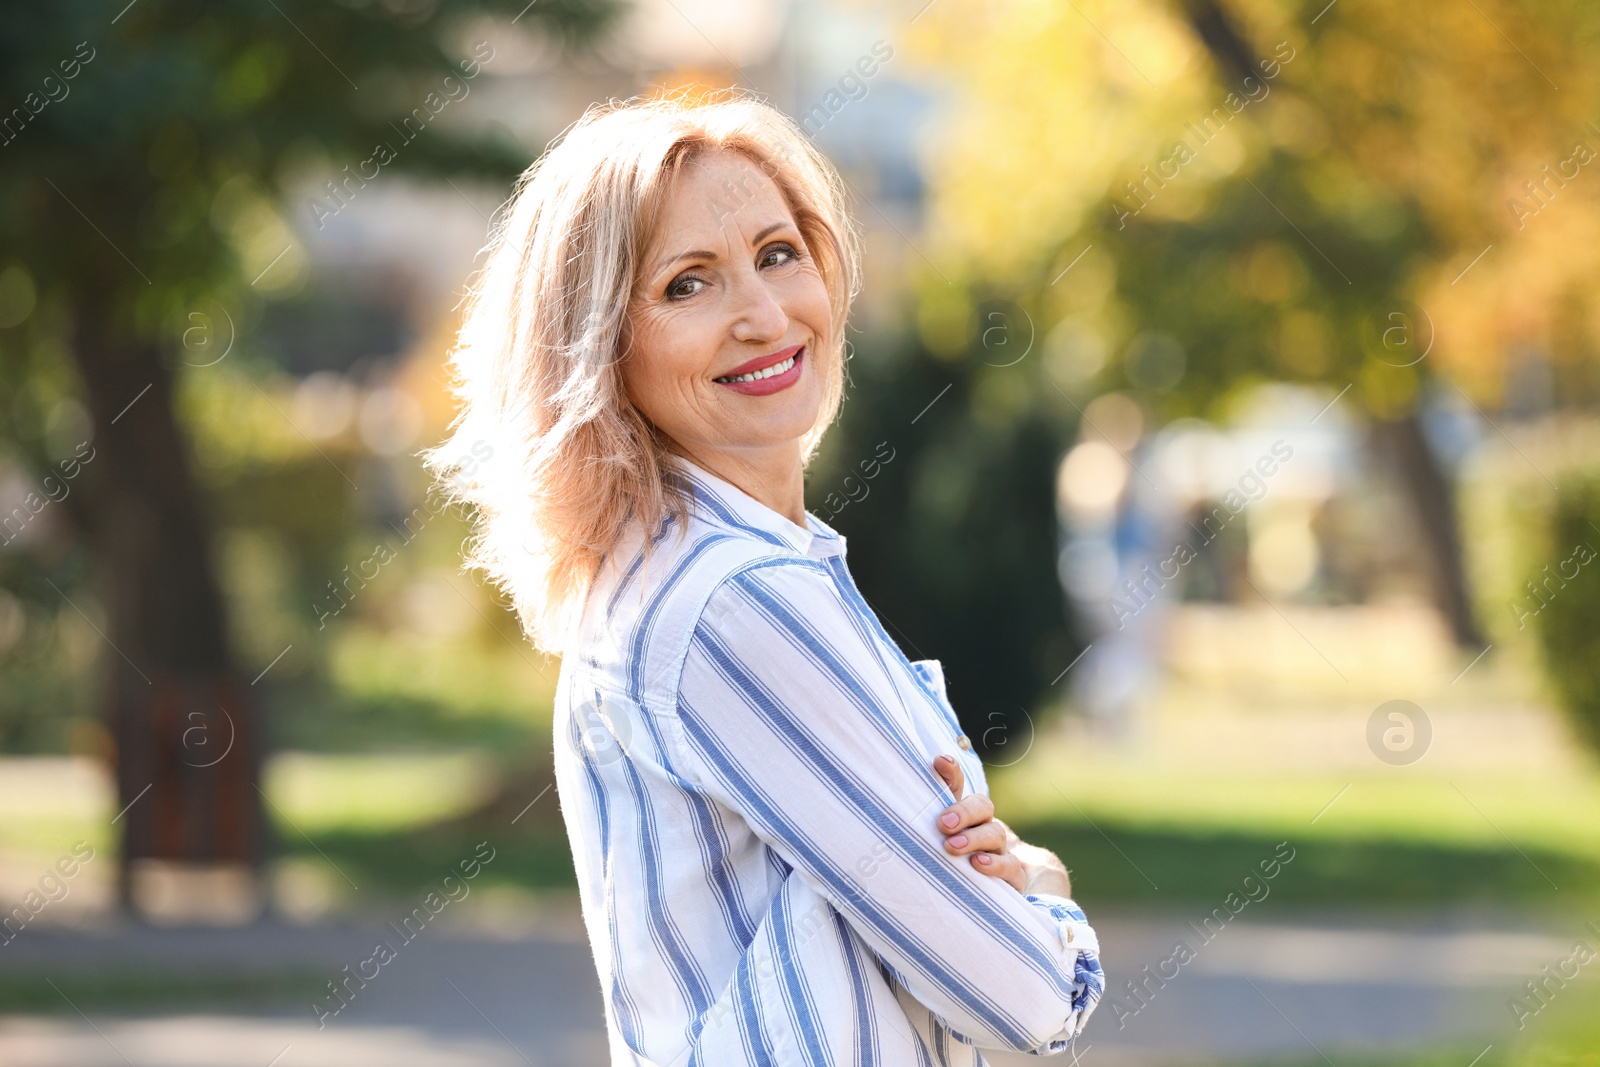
[717,353,797,384]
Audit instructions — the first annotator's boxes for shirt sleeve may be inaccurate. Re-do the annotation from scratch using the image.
[672,559,1104,1053]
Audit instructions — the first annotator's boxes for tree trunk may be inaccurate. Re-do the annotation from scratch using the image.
[69,299,264,915]
[1370,413,1487,650]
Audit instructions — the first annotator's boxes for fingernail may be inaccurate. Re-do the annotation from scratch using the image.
[948,834,968,848]
[941,812,959,828]
[977,853,992,865]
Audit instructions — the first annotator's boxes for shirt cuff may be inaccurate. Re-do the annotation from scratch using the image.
[1019,893,1105,1054]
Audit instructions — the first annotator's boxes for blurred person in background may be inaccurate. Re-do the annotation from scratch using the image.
[426,90,1103,1063]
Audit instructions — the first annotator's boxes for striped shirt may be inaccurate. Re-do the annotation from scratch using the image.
[552,454,1104,1066]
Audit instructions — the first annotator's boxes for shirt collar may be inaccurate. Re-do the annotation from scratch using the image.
[667,453,846,559]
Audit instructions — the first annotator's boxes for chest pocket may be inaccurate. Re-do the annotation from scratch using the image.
[907,658,988,797]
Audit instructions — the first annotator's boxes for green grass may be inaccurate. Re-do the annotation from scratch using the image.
[269,801,1600,912]
[0,968,326,1014]
[266,624,557,753]
[1240,980,1600,1067]
[263,751,502,833]
[283,822,578,899]
[1011,820,1600,910]
[994,766,1600,865]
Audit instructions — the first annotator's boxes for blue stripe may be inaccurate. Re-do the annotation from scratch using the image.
[831,910,879,1067]
[770,884,832,1067]
[933,1020,952,1067]
[825,555,965,736]
[606,512,680,624]
[731,941,779,1065]
[556,462,1102,1061]
[692,599,1080,1004]
[625,531,740,701]
[677,683,1039,1048]
[727,567,936,781]
[616,730,716,1036]
[570,694,646,1050]
[632,707,761,953]
[676,468,794,548]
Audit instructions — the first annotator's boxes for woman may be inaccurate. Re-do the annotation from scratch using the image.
[428,90,1104,1064]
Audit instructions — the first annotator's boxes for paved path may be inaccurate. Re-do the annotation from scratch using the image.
[0,896,1575,1066]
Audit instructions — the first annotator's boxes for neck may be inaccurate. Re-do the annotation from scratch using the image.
[675,442,807,528]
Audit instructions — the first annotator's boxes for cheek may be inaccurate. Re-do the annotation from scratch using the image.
[622,311,713,418]
[792,269,833,331]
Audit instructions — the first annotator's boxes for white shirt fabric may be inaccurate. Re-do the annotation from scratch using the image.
[552,454,1105,1066]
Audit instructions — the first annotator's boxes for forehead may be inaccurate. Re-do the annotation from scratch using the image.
[648,149,791,244]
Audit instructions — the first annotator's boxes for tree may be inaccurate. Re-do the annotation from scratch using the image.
[0,0,615,911]
[901,0,1600,649]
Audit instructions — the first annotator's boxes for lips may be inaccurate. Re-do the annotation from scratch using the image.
[713,344,806,397]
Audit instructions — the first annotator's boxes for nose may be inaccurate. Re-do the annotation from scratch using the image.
[728,266,789,344]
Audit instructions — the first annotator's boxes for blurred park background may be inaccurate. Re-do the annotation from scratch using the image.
[4,0,1600,1063]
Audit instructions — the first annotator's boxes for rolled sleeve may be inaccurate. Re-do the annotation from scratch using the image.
[672,559,1104,1052]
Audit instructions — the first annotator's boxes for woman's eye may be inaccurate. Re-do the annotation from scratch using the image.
[666,276,705,300]
[761,242,800,268]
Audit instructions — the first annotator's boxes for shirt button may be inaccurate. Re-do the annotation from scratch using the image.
[956,734,972,750]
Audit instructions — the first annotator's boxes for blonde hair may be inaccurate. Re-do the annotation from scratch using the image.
[424,89,862,655]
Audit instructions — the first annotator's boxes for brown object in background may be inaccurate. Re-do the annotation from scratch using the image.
[110,672,265,915]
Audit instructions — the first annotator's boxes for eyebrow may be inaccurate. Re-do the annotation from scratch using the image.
[651,221,791,279]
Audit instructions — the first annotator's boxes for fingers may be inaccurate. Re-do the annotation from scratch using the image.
[941,818,1007,857]
[972,850,1027,893]
[933,753,964,799]
[937,791,995,835]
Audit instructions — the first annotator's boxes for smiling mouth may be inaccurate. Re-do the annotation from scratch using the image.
[715,352,800,384]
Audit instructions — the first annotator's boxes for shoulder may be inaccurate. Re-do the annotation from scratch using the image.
[570,513,817,708]
[695,552,842,639]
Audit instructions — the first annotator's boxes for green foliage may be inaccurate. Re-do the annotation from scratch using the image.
[810,326,1080,755]
[1532,477,1600,754]
[0,0,617,751]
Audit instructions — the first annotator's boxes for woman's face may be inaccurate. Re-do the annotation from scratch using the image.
[623,149,833,466]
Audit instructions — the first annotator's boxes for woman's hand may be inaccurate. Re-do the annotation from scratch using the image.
[933,754,1073,898]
